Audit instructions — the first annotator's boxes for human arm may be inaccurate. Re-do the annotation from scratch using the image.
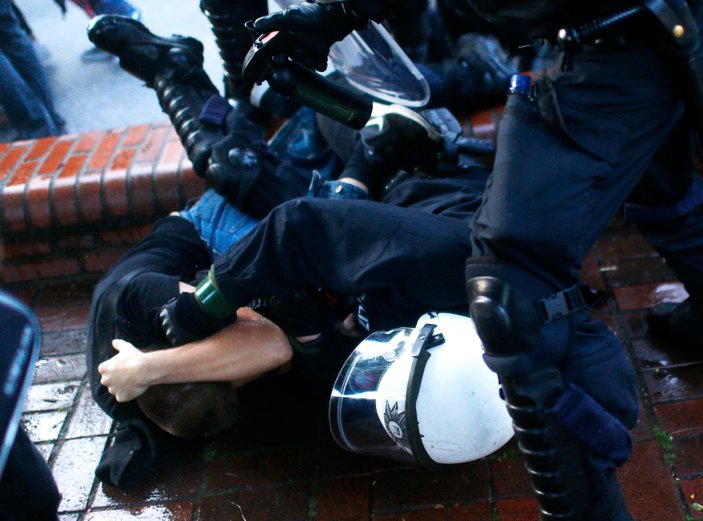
[98,307,293,402]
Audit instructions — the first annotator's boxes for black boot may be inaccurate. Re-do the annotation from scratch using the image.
[88,15,222,176]
[647,259,703,346]
[87,15,204,86]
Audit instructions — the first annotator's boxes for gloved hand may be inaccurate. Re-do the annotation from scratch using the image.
[360,104,445,174]
[250,1,367,71]
[158,292,235,346]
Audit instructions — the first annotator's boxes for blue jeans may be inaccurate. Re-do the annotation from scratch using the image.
[0,0,63,139]
[181,108,366,258]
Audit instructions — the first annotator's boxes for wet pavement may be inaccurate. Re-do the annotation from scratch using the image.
[6,219,703,520]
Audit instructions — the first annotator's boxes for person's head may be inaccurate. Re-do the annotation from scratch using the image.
[135,345,239,438]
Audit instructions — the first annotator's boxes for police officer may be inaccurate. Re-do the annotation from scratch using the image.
[205,0,703,519]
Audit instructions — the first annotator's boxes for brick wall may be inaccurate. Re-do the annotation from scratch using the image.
[0,122,205,284]
[0,108,500,285]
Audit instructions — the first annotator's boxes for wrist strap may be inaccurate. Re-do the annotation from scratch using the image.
[194,266,237,319]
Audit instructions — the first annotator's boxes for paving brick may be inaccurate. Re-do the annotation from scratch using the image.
[121,124,149,147]
[655,398,703,436]
[179,161,204,202]
[619,440,683,521]
[52,436,107,512]
[127,162,156,217]
[33,353,87,383]
[374,503,493,521]
[204,446,318,492]
[0,145,28,182]
[83,247,130,273]
[680,478,703,519]
[87,132,120,171]
[134,126,169,165]
[632,337,703,371]
[154,140,183,213]
[494,497,539,521]
[642,363,703,404]
[41,329,89,357]
[38,277,99,307]
[39,139,74,175]
[99,223,151,246]
[602,256,675,289]
[316,476,369,521]
[470,109,498,140]
[622,310,650,340]
[2,257,81,283]
[598,225,658,261]
[2,159,39,232]
[2,239,51,259]
[673,436,703,478]
[491,458,532,498]
[5,285,37,306]
[21,410,68,442]
[92,447,206,508]
[372,462,490,513]
[57,233,98,252]
[54,154,87,226]
[631,400,655,444]
[198,483,311,521]
[26,137,57,161]
[27,171,54,229]
[84,503,194,521]
[36,303,90,332]
[65,386,112,438]
[317,445,374,479]
[24,380,80,412]
[103,148,134,218]
[74,130,104,154]
[76,169,103,223]
[614,282,687,312]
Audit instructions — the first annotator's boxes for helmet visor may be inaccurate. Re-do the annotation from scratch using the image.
[328,327,418,463]
[266,0,430,107]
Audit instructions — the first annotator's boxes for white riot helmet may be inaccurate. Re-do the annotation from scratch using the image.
[329,312,513,469]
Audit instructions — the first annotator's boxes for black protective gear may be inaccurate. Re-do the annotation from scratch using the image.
[250,1,367,71]
[87,15,204,86]
[465,263,633,521]
[205,130,269,209]
[158,291,236,347]
[435,33,517,111]
[88,15,222,176]
[95,419,159,490]
[265,290,344,338]
[200,0,267,99]
[648,258,703,346]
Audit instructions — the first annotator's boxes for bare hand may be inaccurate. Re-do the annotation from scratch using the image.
[98,339,150,402]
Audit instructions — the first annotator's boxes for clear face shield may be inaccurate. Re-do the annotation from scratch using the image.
[266,0,430,107]
[328,326,422,464]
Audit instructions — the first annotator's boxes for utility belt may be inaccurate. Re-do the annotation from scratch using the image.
[553,0,703,160]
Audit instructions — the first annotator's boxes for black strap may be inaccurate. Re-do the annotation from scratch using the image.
[535,284,592,324]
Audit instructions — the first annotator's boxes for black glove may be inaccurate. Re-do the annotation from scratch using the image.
[250,1,367,71]
[360,105,445,174]
[158,292,235,346]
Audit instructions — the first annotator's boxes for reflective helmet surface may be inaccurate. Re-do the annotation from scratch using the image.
[329,312,513,467]
[266,0,430,107]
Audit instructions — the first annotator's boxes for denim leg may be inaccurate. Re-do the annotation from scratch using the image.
[0,51,58,139]
[180,190,260,259]
[0,0,62,137]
